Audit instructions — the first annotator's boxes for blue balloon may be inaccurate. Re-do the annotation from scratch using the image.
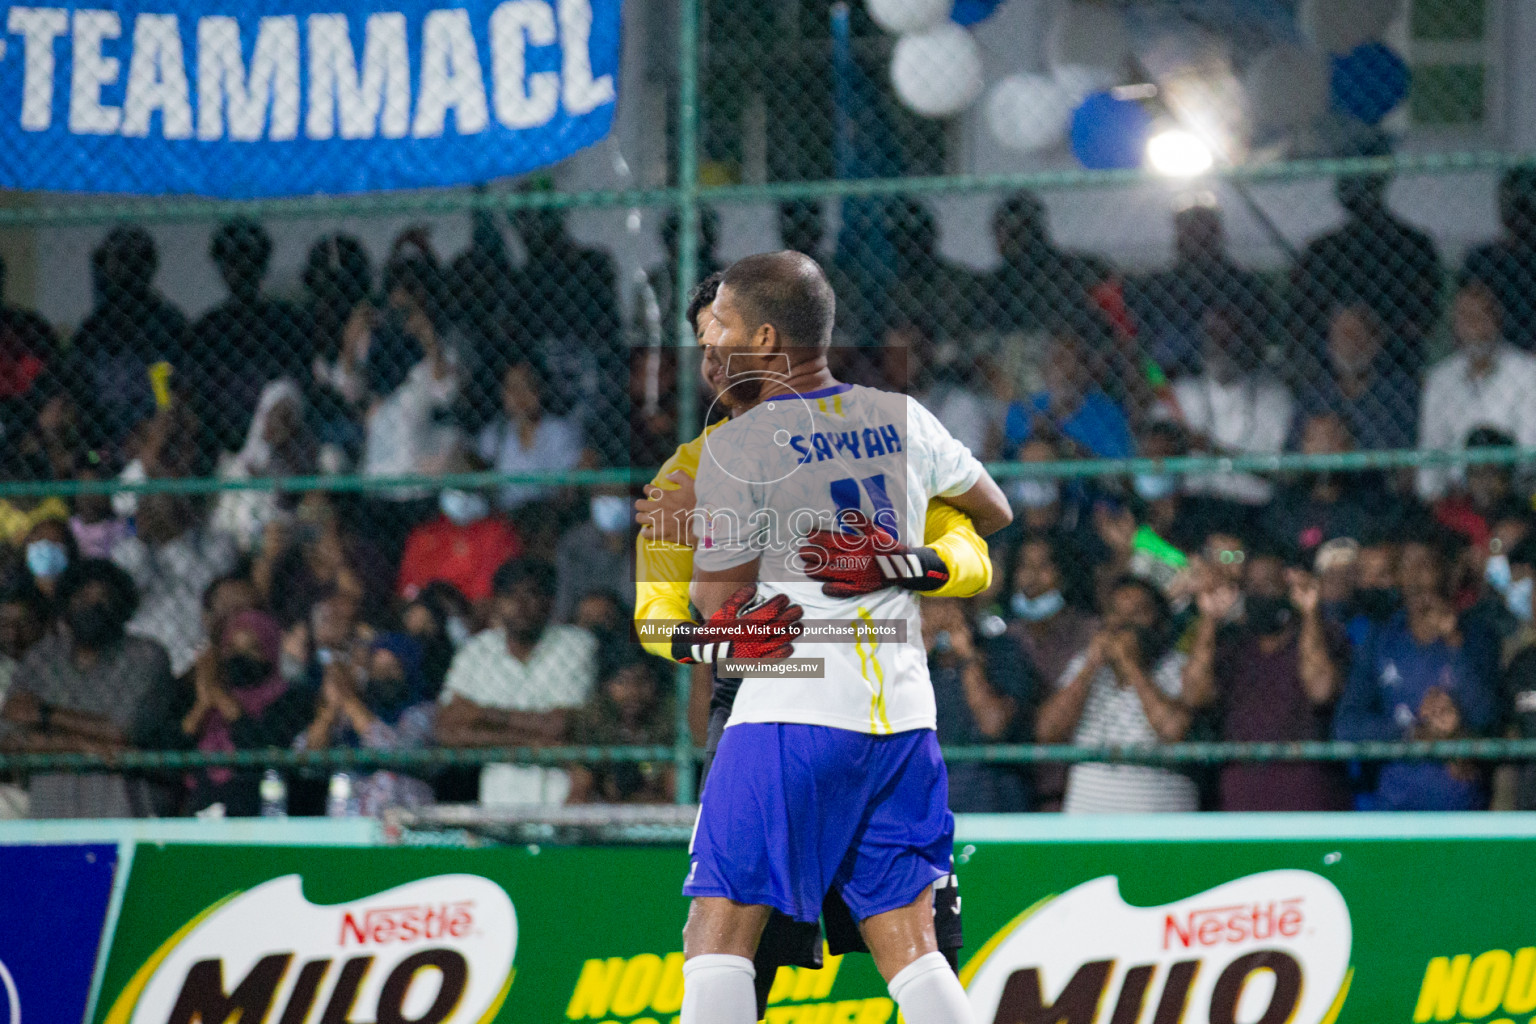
[1070,91,1153,170]
[1331,42,1411,126]
[951,0,1003,27]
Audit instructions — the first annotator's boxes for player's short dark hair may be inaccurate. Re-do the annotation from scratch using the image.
[492,558,556,599]
[720,250,835,351]
[686,271,725,330]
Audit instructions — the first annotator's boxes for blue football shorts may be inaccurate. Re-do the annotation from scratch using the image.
[683,722,954,924]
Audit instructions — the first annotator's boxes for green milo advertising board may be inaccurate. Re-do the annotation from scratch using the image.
[89,818,1536,1024]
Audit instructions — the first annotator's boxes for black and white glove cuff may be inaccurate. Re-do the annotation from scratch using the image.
[881,547,951,592]
[671,624,730,665]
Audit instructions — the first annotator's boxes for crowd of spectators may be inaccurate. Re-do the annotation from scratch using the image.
[2,168,1536,817]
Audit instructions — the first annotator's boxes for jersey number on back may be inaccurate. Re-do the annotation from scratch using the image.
[829,474,899,541]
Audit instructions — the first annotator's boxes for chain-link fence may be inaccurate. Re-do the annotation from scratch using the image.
[2,0,1536,819]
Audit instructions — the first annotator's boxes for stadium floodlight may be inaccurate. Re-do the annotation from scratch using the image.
[1146,127,1214,177]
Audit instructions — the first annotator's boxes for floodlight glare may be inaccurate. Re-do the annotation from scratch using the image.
[1147,129,1214,177]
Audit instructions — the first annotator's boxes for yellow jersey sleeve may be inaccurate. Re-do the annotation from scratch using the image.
[922,500,992,599]
[634,422,719,660]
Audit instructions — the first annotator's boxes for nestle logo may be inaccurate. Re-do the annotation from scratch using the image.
[339,901,474,946]
[1162,898,1303,950]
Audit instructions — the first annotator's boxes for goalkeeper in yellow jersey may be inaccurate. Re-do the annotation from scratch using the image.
[633,272,994,1018]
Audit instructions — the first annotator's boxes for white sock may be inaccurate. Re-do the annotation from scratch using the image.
[681,954,757,1024]
[888,951,972,1024]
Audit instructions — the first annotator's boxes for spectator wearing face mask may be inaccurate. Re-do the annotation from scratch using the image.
[1335,528,1499,810]
[295,632,437,815]
[22,517,77,609]
[1037,577,1196,813]
[0,559,174,817]
[70,468,131,559]
[1185,540,1351,811]
[139,609,312,816]
[1007,534,1097,689]
[1344,535,1403,646]
[1418,280,1536,501]
[436,559,596,805]
[397,486,522,604]
[1007,440,1075,534]
[553,490,635,624]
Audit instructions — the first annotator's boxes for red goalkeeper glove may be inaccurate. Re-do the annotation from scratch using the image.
[671,585,804,664]
[799,512,951,598]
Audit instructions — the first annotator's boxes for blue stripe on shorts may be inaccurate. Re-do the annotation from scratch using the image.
[683,723,953,923]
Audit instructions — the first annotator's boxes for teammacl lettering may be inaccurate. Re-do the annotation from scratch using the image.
[1162,898,1303,950]
[3,0,614,140]
[339,900,474,946]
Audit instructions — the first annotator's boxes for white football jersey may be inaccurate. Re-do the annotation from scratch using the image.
[692,382,984,734]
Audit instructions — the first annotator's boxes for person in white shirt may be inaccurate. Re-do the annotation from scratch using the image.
[435,559,596,806]
[361,254,465,499]
[1035,576,1196,813]
[1417,279,1536,500]
[111,494,238,677]
[1164,304,1294,504]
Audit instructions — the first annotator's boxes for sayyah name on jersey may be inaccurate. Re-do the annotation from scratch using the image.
[787,424,903,464]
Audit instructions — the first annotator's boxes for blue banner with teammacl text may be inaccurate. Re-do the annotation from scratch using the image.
[0,843,118,1024]
[0,0,620,196]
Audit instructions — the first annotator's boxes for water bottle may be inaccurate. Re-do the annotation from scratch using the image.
[326,772,360,818]
[259,769,287,818]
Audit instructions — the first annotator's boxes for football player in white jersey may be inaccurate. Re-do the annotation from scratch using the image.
[679,251,1011,1024]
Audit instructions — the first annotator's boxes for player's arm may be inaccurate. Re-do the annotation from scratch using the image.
[921,500,991,599]
[938,472,1011,537]
[635,536,698,661]
[691,560,761,621]
[800,502,993,600]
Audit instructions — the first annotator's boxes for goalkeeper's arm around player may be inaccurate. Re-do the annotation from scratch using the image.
[634,468,993,664]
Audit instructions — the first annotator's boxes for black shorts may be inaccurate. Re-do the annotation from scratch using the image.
[699,706,963,1017]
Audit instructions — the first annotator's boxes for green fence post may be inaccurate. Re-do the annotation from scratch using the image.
[672,0,702,805]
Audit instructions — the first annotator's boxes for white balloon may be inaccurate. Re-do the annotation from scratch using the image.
[1298,0,1404,53]
[1048,2,1131,80]
[865,0,951,35]
[1243,44,1330,136]
[891,25,984,118]
[985,74,1074,152]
